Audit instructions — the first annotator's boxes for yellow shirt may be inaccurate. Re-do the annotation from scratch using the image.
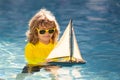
[25,42,56,64]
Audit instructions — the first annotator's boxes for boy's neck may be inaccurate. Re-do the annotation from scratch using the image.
[39,40,50,45]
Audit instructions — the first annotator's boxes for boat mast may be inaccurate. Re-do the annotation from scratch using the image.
[69,19,73,62]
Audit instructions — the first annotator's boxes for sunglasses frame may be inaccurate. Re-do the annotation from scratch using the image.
[36,28,55,34]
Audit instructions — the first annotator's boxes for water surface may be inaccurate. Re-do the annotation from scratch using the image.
[0,0,120,80]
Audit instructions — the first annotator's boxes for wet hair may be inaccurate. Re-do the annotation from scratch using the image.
[26,9,60,45]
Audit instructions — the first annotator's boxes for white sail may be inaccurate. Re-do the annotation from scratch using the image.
[47,20,84,61]
[73,29,84,60]
[47,21,71,59]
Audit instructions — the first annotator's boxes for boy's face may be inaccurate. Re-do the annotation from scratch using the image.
[37,26,55,44]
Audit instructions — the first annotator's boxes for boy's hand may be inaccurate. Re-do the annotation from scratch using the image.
[46,59,52,62]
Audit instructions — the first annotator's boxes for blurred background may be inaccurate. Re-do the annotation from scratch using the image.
[0,0,120,80]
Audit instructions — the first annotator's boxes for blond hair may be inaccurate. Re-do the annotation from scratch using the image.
[26,9,60,45]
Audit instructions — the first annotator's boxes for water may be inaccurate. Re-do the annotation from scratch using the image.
[0,0,120,80]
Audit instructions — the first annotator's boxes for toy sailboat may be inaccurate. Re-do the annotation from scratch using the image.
[47,19,86,66]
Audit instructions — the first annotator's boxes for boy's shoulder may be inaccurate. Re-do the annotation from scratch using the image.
[25,42,35,48]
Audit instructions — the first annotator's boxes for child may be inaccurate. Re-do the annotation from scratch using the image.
[22,8,60,73]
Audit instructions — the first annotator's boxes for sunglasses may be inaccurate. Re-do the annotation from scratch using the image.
[36,28,55,34]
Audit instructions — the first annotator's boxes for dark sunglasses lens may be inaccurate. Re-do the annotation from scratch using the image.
[49,29,55,34]
[39,30,46,34]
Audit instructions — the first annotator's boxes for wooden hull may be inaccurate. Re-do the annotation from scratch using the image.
[48,61,86,67]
